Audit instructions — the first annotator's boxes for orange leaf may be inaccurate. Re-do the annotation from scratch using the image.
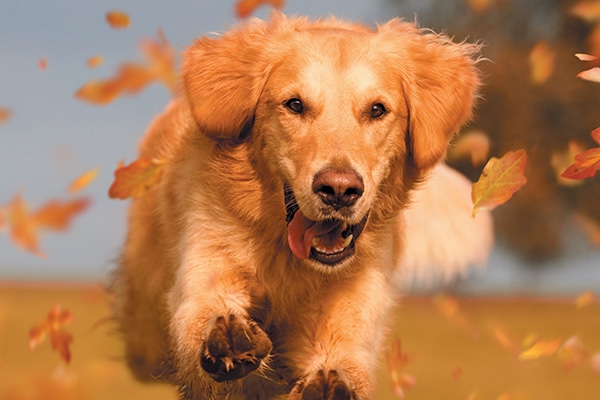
[87,55,104,68]
[32,198,91,231]
[106,10,130,29]
[467,0,494,13]
[38,58,47,70]
[5,193,44,257]
[29,305,74,363]
[551,140,587,187]
[448,130,490,166]
[108,158,166,199]
[570,1,600,22]
[0,107,11,124]
[561,128,600,179]
[529,41,555,84]
[235,0,285,18]
[67,168,99,193]
[575,290,595,308]
[76,31,176,105]
[518,338,561,361]
[471,149,528,218]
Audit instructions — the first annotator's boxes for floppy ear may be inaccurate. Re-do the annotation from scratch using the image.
[379,20,481,170]
[182,17,275,140]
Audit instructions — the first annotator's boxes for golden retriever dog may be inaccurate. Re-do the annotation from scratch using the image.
[112,12,492,400]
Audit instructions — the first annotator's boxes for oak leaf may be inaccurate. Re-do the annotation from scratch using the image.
[76,30,176,105]
[561,128,600,179]
[29,305,74,363]
[236,0,285,18]
[106,10,130,29]
[1,193,90,257]
[108,158,166,199]
[471,149,528,218]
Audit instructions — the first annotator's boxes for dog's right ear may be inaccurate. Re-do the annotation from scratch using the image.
[182,17,276,141]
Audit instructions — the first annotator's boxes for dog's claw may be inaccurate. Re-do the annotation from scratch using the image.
[200,314,272,382]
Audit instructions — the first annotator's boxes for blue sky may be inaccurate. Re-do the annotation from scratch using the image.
[0,0,598,294]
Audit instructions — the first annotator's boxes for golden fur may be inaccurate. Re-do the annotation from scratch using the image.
[112,13,491,400]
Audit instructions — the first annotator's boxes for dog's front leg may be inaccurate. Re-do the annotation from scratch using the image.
[167,251,272,396]
[287,268,395,400]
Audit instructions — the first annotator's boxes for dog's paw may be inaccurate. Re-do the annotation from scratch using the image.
[290,370,356,400]
[199,314,272,382]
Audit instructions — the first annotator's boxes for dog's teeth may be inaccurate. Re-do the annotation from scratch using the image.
[312,236,321,247]
[340,234,353,248]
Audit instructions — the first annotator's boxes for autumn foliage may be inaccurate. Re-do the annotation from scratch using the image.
[108,158,166,199]
[29,305,75,363]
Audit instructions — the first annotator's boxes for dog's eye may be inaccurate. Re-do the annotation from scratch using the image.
[370,103,387,119]
[285,98,304,114]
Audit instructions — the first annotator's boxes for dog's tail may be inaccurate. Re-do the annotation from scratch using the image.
[395,163,494,290]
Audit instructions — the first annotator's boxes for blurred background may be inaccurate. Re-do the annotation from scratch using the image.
[1,1,600,399]
[1,0,598,294]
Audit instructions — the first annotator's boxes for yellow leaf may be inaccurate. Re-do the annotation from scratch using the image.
[472,149,528,218]
[67,168,99,193]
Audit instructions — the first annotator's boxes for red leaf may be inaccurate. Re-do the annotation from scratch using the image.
[471,149,528,217]
[561,128,600,180]
[108,158,166,199]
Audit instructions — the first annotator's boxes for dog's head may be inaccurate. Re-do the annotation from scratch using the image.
[182,13,481,271]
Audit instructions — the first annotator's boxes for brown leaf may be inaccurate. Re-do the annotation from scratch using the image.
[108,158,166,199]
[471,149,528,218]
[235,0,285,18]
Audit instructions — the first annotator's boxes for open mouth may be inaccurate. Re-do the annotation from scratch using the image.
[284,185,369,266]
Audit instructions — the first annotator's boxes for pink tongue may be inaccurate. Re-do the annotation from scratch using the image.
[287,211,343,259]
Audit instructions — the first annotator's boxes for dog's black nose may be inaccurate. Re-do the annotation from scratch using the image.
[312,169,364,209]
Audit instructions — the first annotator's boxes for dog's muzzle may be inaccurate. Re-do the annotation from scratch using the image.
[284,185,369,266]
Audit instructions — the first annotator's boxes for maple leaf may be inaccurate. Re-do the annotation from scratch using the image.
[448,130,490,166]
[561,128,600,179]
[386,338,416,398]
[236,0,285,18]
[529,41,555,84]
[0,107,11,125]
[75,30,176,105]
[471,149,528,218]
[67,167,99,193]
[106,10,130,29]
[1,194,90,257]
[29,305,74,363]
[518,337,561,361]
[87,55,104,68]
[108,158,166,199]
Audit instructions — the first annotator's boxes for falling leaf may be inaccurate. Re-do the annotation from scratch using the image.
[106,10,130,29]
[38,58,48,70]
[490,325,519,354]
[386,338,416,398]
[67,168,99,193]
[575,290,595,308]
[87,55,104,68]
[551,141,587,187]
[529,41,555,84]
[236,0,285,18]
[577,66,600,83]
[29,305,74,363]
[1,194,90,257]
[448,130,490,166]
[561,128,600,180]
[76,30,176,105]
[575,53,599,62]
[518,338,561,361]
[108,158,166,199]
[0,107,11,125]
[471,149,528,218]
[452,366,463,380]
[570,1,600,22]
[558,335,588,369]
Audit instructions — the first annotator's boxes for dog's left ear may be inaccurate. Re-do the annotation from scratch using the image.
[379,21,482,170]
[182,17,276,141]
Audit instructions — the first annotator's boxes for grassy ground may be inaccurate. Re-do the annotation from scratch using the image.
[0,283,598,400]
